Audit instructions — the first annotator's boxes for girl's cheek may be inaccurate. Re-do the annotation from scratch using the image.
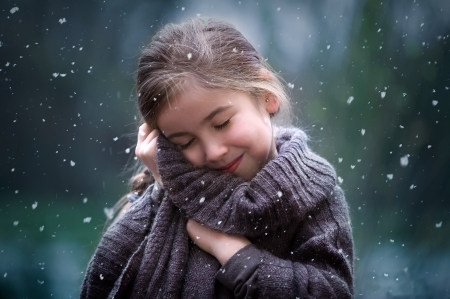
[182,148,203,167]
[227,127,246,145]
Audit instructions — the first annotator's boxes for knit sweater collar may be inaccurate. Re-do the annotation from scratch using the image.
[157,126,337,234]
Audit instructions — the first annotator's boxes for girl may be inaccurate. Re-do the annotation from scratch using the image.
[81,18,354,298]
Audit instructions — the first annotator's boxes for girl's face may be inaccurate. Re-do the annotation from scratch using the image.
[157,84,279,180]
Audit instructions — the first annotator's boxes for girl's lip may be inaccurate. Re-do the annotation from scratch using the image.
[217,154,243,173]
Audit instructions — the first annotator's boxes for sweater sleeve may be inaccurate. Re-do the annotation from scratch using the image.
[157,131,336,237]
[80,185,159,299]
[216,186,354,299]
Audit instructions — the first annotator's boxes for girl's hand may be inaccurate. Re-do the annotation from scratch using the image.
[186,219,251,265]
[135,123,163,187]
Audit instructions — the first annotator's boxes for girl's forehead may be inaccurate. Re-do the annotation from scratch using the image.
[157,87,259,125]
[165,90,232,111]
[174,77,247,99]
[168,85,239,107]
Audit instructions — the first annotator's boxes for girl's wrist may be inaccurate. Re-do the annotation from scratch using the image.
[213,236,251,265]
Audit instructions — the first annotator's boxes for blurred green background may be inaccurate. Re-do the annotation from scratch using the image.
[1,0,449,298]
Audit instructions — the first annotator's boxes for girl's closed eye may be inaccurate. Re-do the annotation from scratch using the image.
[214,118,231,130]
[178,138,195,150]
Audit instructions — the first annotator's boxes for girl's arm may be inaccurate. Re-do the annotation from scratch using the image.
[217,221,353,298]
[188,186,354,299]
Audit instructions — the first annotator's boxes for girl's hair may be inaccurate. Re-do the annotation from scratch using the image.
[114,18,292,220]
[137,18,291,127]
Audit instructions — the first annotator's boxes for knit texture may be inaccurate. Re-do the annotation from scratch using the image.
[80,127,354,298]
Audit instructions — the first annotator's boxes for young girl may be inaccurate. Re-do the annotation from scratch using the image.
[81,18,354,298]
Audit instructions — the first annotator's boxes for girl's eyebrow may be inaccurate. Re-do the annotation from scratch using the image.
[201,105,232,124]
[166,105,232,140]
[166,131,189,140]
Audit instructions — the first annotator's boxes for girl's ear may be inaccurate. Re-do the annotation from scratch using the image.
[264,93,279,115]
[258,69,280,115]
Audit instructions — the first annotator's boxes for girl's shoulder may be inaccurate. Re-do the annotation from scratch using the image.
[274,126,311,155]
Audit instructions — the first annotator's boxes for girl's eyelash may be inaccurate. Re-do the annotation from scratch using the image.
[179,139,194,150]
[178,119,230,150]
[214,119,230,130]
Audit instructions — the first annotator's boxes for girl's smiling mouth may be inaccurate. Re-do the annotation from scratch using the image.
[217,154,244,173]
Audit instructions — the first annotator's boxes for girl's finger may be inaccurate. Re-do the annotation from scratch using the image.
[136,125,160,162]
[143,129,160,146]
[137,123,152,144]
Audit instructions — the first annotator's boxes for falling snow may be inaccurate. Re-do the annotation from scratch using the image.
[10,7,19,14]
[347,96,354,104]
[58,18,67,24]
[400,155,409,167]
[83,217,92,223]
[32,201,38,210]
[104,207,114,220]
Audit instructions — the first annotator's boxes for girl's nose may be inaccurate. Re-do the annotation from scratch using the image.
[204,140,227,163]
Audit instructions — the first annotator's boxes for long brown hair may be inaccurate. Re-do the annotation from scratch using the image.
[113,18,292,223]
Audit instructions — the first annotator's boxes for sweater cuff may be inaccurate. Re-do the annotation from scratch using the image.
[215,244,261,298]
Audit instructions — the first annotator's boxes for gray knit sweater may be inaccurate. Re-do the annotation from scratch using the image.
[80,127,354,298]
